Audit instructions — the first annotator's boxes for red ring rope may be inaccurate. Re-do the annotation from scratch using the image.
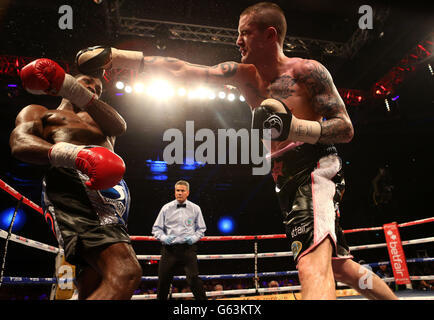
[0,178,432,241]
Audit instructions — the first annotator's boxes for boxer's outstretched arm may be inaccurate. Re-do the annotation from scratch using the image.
[296,60,354,144]
[10,105,52,165]
[141,56,253,87]
[77,47,261,103]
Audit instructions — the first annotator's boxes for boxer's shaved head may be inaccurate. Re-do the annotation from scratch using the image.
[240,2,287,47]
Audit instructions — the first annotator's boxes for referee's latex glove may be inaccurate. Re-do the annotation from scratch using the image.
[163,235,175,245]
[184,237,194,245]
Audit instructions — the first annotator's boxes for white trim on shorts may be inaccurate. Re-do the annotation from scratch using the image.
[297,154,353,263]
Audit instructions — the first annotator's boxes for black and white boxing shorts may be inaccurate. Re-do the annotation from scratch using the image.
[272,143,353,266]
[41,167,131,268]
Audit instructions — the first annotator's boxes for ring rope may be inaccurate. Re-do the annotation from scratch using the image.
[0,229,60,254]
[0,179,43,214]
[1,178,434,300]
[136,236,434,261]
[0,178,432,243]
[5,257,434,285]
[131,274,434,300]
[3,221,432,260]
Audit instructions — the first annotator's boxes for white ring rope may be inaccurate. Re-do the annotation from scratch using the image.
[131,275,434,300]
[136,236,434,261]
[0,229,60,254]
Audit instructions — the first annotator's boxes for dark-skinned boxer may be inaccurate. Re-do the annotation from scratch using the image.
[10,58,142,300]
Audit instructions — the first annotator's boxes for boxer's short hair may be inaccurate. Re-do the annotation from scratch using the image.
[240,2,287,47]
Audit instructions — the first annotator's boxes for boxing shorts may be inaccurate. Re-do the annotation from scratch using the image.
[41,167,131,268]
[271,143,352,265]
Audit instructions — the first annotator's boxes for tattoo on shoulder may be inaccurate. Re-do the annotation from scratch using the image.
[297,61,346,115]
[297,62,331,96]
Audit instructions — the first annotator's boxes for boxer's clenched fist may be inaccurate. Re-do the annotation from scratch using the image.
[49,142,125,190]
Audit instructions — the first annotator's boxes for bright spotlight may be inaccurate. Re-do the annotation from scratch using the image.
[197,87,209,99]
[178,87,187,96]
[227,93,235,102]
[115,81,124,90]
[218,91,226,99]
[208,91,216,100]
[134,82,145,93]
[188,90,198,99]
[147,79,173,99]
[125,85,133,94]
[239,95,245,102]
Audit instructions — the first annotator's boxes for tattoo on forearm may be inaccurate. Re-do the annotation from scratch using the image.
[294,124,313,138]
[319,118,353,144]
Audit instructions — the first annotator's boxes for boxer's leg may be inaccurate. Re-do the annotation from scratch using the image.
[332,259,398,299]
[76,266,101,300]
[82,242,142,300]
[297,236,336,299]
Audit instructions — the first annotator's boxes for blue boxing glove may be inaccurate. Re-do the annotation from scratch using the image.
[184,237,194,245]
[163,235,175,245]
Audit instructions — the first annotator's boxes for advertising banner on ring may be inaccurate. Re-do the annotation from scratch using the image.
[383,222,411,285]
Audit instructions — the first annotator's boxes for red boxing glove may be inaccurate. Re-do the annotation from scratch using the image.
[20,58,66,96]
[20,58,95,108]
[48,142,125,190]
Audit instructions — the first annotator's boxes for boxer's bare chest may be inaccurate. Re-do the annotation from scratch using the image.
[242,70,319,121]
[41,109,111,148]
[241,66,322,153]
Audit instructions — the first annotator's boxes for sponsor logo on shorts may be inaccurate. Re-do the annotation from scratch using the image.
[291,241,302,260]
[291,223,308,238]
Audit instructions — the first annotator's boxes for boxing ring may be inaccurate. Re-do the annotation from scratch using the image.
[1,178,433,300]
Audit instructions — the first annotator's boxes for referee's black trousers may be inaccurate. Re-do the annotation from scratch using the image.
[157,243,207,300]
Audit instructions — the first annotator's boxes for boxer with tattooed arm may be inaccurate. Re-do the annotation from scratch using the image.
[76,2,397,300]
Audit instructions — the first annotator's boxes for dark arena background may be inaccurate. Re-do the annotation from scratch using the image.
[0,0,433,303]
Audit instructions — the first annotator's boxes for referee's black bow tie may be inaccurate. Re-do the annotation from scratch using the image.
[177,203,186,208]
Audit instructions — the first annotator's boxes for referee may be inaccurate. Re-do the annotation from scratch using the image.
[152,180,207,300]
